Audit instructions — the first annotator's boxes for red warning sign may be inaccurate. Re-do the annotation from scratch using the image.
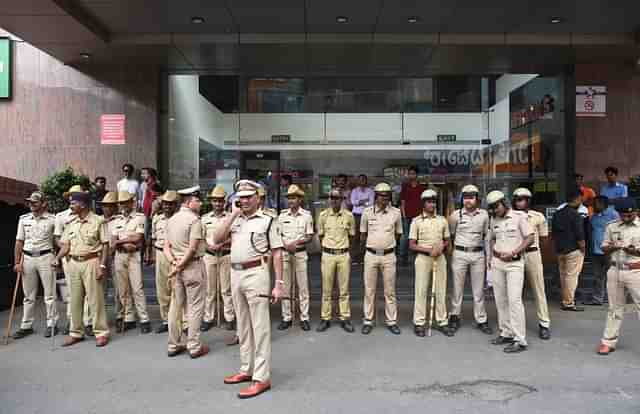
[100,114,126,145]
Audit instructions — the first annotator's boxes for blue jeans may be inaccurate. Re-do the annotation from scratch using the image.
[399,218,412,259]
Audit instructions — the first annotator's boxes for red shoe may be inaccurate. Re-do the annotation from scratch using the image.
[224,373,253,384]
[190,344,209,359]
[238,381,271,399]
[95,336,109,347]
[597,343,615,355]
[61,336,84,347]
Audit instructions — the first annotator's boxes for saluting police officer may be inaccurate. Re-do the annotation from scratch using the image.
[277,184,314,331]
[409,189,454,337]
[317,188,356,333]
[597,198,640,355]
[12,192,58,339]
[512,188,551,340]
[487,191,534,354]
[360,182,403,335]
[215,180,284,399]
[448,184,492,335]
[53,190,110,347]
[111,191,151,333]
[201,185,235,332]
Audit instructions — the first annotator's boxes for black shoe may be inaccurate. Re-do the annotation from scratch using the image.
[341,320,354,333]
[414,325,426,337]
[277,320,292,331]
[44,326,58,338]
[449,315,461,332]
[362,325,373,335]
[476,322,493,335]
[155,323,168,334]
[584,301,603,306]
[84,325,94,337]
[200,321,213,332]
[168,346,187,358]
[435,324,455,337]
[62,321,70,335]
[316,320,330,332]
[140,322,151,334]
[182,327,188,335]
[12,328,34,339]
[300,320,311,331]
[223,320,236,331]
[561,305,585,312]
[124,321,137,331]
[491,336,515,345]
[387,324,401,335]
[115,319,124,333]
[503,342,527,353]
[539,325,551,340]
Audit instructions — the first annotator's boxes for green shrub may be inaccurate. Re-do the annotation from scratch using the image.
[40,166,92,213]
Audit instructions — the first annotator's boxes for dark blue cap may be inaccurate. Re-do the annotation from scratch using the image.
[614,197,636,213]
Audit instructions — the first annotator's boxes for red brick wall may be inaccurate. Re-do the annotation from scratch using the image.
[0,176,38,205]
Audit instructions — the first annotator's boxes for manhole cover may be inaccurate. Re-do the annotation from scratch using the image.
[402,380,536,402]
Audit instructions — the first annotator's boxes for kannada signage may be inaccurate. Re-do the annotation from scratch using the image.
[437,134,457,143]
[576,86,606,117]
[100,114,126,145]
[0,38,11,99]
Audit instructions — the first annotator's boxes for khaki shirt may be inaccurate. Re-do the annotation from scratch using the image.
[491,210,533,253]
[60,212,107,256]
[230,210,283,263]
[103,215,121,250]
[409,214,450,248]
[603,219,640,263]
[360,205,403,250]
[202,210,230,246]
[278,208,314,245]
[448,208,489,248]
[54,208,76,238]
[166,207,205,259]
[318,208,356,249]
[261,207,278,218]
[526,210,548,248]
[111,212,146,245]
[16,212,56,252]
[151,213,171,249]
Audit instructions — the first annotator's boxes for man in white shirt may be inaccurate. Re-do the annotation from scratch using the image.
[117,163,140,195]
[350,174,375,264]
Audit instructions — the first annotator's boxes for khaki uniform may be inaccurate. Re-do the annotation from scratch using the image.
[103,215,123,318]
[523,210,551,328]
[448,208,489,324]
[202,210,234,324]
[490,210,533,346]
[112,212,149,323]
[409,213,450,327]
[278,208,314,322]
[166,207,206,354]
[152,213,172,324]
[230,210,283,383]
[600,220,640,348]
[16,212,58,329]
[318,208,356,321]
[360,205,403,325]
[60,213,109,339]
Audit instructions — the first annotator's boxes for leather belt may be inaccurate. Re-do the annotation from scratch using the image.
[366,247,395,256]
[492,251,522,261]
[23,249,52,257]
[155,246,163,251]
[69,252,100,262]
[206,249,231,256]
[231,259,263,271]
[322,247,349,255]
[455,245,483,253]
[116,246,140,253]
[525,247,539,253]
[611,261,640,270]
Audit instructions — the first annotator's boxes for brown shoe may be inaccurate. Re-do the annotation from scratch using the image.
[168,346,187,357]
[190,344,209,359]
[95,336,109,347]
[226,335,239,346]
[238,381,271,399]
[597,343,615,355]
[61,336,84,347]
[224,373,253,385]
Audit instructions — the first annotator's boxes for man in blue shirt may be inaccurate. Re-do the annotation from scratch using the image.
[600,166,628,201]
[587,196,620,305]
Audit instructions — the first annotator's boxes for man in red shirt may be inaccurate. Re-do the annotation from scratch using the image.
[399,166,425,265]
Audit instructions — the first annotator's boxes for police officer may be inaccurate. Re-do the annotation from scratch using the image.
[12,192,58,339]
[201,186,235,332]
[410,189,454,337]
[487,191,534,354]
[360,182,403,335]
[448,184,492,335]
[597,198,640,355]
[316,188,356,333]
[164,186,208,358]
[111,191,151,333]
[258,186,277,218]
[216,180,284,399]
[277,185,314,331]
[513,188,551,340]
[53,190,110,347]
[150,190,178,333]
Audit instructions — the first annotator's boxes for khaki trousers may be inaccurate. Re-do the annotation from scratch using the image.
[492,258,527,346]
[320,252,351,321]
[524,250,551,328]
[115,251,149,323]
[450,250,487,323]
[168,258,205,353]
[363,251,398,325]
[232,263,271,383]
[20,253,58,329]
[67,257,109,338]
[557,250,584,307]
[203,253,234,323]
[155,249,171,323]
[414,254,448,326]
[62,259,91,326]
[601,267,640,348]
[281,251,310,322]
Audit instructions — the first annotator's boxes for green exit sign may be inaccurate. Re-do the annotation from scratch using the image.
[0,38,12,100]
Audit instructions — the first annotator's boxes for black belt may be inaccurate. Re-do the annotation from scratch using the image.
[231,259,263,271]
[288,246,307,253]
[366,247,395,256]
[492,251,522,261]
[525,247,539,253]
[206,249,231,256]
[116,246,140,253]
[23,249,52,257]
[155,246,163,251]
[454,245,483,253]
[322,247,349,255]
[610,261,640,270]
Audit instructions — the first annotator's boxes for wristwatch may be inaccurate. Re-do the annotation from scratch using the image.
[99,264,107,269]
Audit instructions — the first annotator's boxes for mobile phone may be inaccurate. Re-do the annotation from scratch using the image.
[234,200,240,208]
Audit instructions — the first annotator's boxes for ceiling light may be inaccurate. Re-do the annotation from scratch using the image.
[407,16,419,24]
[80,52,91,59]
[336,16,348,24]
[550,17,563,24]
[191,16,205,24]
